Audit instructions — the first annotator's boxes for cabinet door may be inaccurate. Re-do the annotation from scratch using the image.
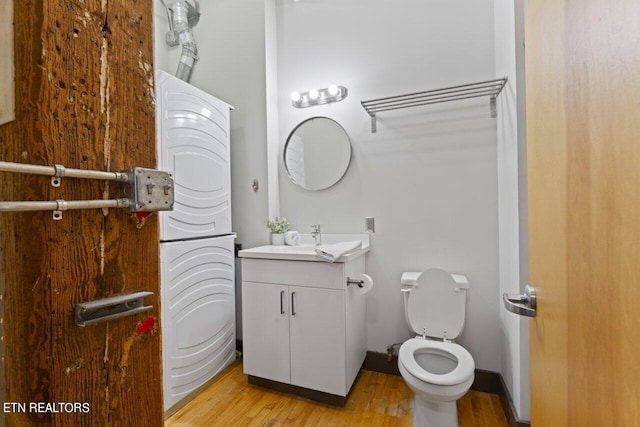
[290,286,346,395]
[242,281,290,384]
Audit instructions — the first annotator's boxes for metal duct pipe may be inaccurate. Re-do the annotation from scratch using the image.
[165,1,200,82]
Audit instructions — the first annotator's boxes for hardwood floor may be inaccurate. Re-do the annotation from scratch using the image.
[166,361,508,426]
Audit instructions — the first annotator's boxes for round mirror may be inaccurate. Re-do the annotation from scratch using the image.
[283,117,352,191]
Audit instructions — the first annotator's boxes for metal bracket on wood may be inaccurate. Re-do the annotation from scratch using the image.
[121,168,174,212]
[53,199,66,220]
[75,291,154,327]
[0,161,174,218]
[51,164,65,187]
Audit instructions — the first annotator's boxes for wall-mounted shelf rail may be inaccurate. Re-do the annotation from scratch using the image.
[0,161,175,220]
[361,77,507,133]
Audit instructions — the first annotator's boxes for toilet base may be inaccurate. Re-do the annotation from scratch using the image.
[412,397,457,427]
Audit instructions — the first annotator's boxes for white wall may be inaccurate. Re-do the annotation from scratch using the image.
[0,1,14,126]
[494,0,530,420]
[274,0,501,372]
[154,0,271,249]
[265,0,281,219]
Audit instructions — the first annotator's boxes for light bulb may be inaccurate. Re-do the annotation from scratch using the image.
[328,85,339,96]
[291,92,302,103]
[308,88,319,101]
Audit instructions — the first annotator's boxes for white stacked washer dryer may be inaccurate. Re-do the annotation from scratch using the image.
[156,70,236,411]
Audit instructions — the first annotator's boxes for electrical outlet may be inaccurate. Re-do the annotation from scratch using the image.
[365,217,375,233]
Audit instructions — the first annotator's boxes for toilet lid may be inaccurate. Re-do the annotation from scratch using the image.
[399,339,475,386]
[408,268,467,340]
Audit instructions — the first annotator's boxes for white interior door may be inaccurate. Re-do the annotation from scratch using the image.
[161,236,236,411]
[156,71,232,241]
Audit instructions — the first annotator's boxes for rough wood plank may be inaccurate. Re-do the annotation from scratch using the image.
[0,1,162,425]
[101,0,161,425]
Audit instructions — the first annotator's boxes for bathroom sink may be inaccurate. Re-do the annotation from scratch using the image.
[238,234,370,262]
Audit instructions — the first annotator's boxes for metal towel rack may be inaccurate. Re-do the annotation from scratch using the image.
[361,77,508,133]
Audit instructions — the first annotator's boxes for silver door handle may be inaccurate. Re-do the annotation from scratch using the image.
[280,290,285,314]
[291,291,296,316]
[502,284,536,317]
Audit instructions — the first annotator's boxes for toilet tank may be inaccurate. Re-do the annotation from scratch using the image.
[401,269,469,339]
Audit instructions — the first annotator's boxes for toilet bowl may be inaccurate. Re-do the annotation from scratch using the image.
[398,268,475,427]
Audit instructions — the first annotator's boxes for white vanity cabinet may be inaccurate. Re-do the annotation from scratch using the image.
[241,255,366,403]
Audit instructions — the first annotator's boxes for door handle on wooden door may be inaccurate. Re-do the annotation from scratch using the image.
[503,284,537,317]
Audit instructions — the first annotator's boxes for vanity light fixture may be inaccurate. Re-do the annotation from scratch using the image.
[291,85,348,108]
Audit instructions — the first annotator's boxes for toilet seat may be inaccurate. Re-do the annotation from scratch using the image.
[407,268,469,340]
[399,339,474,386]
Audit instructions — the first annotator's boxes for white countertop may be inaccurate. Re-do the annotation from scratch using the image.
[238,234,370,262]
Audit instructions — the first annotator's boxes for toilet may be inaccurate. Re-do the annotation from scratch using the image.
[398,268,475,427]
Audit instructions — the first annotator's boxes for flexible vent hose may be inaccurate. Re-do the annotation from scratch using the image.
[172,1,198,82]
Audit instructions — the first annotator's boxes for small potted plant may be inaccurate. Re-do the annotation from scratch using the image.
[266,217,292,246]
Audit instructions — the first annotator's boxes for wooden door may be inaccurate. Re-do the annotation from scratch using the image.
[527,0,640,425]
[0,2,162,425]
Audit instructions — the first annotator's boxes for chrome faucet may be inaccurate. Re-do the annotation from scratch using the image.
[311,224,322,245]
